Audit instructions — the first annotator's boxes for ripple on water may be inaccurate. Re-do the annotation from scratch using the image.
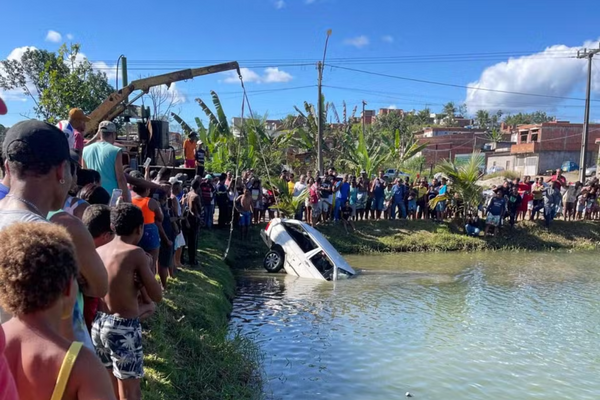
[230,252,600,400]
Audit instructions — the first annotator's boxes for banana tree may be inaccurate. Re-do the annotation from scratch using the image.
[341,130,389,177]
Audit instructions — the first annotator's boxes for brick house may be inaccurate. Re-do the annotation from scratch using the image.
[486,121,600,176]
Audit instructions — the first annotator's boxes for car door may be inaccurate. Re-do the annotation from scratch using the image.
[281,222,326,280]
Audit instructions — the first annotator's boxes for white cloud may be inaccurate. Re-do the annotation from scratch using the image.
[382,35,394,43]
[7,46,37,61]
[262,67,293,83]
[223,67,293,84]
[274,0,285,9]
[387,104,397,109]
[465,39,600,113]
[344,35,369,49]
[45,30,62,43]
[167,82,186,104]
[66,33,74,40]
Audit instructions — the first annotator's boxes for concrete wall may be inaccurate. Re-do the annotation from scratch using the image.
[535,151,595,174]
[486,154,515,171]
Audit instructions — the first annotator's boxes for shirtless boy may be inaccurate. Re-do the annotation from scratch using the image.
[93,203,163,400]
[235,188,253,240]
[0,222,115,400]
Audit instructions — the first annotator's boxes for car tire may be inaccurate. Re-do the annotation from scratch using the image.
[264,249,284,273]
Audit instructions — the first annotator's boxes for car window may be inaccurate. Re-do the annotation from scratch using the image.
[282,222,318,253]
[309,251,334,279]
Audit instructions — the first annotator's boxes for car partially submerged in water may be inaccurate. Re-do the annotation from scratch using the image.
[260,218,356,281]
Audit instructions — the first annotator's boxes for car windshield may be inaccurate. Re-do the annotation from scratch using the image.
[282,222,318,253]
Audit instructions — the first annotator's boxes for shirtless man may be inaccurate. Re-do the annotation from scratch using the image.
[0,222,115,400]
[92,203,162,400]
[235,188,253,241]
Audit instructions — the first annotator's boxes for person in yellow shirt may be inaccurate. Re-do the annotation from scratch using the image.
[288,173,295,195]
[183,132,198,168]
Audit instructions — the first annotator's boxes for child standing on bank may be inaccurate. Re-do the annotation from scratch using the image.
[93,204,163,400]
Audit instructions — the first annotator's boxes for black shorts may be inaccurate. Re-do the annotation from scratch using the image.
[565,202,575,213]
[159,243,173,268]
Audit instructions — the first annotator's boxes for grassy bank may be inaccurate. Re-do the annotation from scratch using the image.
[318,219,600,253]
[141,231,262,400]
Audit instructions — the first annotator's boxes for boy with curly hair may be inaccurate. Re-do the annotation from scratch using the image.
[0,222,114,399]
[93,203,162,400]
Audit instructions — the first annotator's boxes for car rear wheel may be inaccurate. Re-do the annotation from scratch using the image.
[264,249,284,273]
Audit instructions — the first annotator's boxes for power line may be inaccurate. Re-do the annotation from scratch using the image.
[327,65,596,102]
[323,85,600,110]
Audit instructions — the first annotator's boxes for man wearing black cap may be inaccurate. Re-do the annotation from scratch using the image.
[0,121,108,334]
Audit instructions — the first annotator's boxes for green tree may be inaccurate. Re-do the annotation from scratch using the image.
[266,178,308,218]
[503,111,554,126]
[442,102,457,126]
[437,153,484,224]
[0,44,114,123]
[475,110,490,129]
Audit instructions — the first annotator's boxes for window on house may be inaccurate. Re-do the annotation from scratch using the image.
[493,161,497,167]
[506,161,511,170]
[520,131,528,143]
[530,130,539,142]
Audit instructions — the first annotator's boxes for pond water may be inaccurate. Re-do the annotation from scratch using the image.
[230,252,600,399]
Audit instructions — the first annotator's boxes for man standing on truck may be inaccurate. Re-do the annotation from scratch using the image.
[183,132,198,169]
[82,121,131,202]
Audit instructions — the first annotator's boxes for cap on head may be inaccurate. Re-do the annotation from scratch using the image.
[189,131,198,138]
[168,177,182,185]
[3,120,70,176]
[205,174,213,180]
[98,121,116,134]
[68,108,90,122]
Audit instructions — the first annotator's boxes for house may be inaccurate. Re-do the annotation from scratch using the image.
[415,130,492,167]
[486,121,600,176]
[231,117,284,138]
[419,126,486,138]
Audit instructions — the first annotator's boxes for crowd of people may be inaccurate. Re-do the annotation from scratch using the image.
[0,115,237,400]
[0,109,599,399]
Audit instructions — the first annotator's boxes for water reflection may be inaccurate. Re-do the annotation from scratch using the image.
[230,252,600,400]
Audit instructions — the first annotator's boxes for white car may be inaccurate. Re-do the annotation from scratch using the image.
[586,164,597,177]
[260,218,356,281]
[383,168,410,181]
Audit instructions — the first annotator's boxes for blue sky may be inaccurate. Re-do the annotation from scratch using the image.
[2,0,600,127]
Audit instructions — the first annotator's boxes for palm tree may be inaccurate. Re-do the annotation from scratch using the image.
[437,153,484,224]
[266,178,309,218]
[442,102,457,126]
[475,110,490,129]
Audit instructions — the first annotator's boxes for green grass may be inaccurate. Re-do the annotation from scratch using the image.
[317,219,600,254]
[141,231,262,400]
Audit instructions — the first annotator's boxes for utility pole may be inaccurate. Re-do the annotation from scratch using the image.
[317,30,332,176]
[362,100,367,137]
[577,45,600,182]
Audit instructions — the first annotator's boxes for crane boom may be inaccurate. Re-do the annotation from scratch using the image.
[85,61,240,135]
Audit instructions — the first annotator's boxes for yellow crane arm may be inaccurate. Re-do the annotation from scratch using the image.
[85,61,240,135]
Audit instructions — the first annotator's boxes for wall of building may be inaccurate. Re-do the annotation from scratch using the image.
[418,132,491,166]
[486,154,515,172]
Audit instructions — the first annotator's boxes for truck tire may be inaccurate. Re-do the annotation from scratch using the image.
[263,249,284,273]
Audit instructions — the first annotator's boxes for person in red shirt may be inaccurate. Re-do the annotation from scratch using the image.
[548,169,567,188]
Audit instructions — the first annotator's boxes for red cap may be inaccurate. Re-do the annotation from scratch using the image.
[0,96,7,115]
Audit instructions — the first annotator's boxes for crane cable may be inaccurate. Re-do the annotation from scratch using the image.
[223,69,280,260]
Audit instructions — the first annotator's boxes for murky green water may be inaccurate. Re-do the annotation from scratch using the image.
[230,252,600,399]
